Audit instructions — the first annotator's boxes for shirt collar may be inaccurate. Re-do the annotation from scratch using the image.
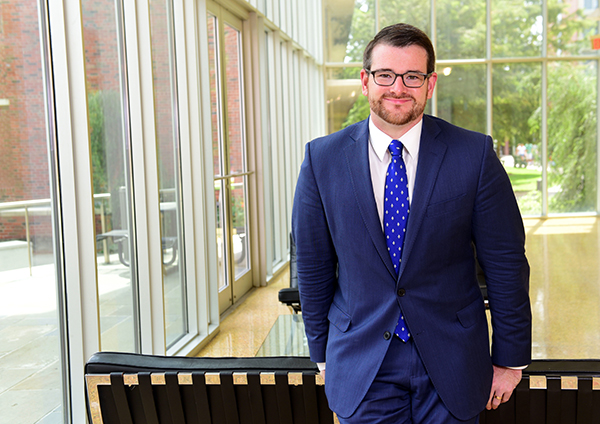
[368,116,423,162]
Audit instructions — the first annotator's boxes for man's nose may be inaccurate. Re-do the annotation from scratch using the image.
[389,76,409,93]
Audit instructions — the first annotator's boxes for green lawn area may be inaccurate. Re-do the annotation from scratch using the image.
[505,167,542,192]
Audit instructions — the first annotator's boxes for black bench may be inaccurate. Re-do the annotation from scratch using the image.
[85,352,600,424]
[85,352,332,424]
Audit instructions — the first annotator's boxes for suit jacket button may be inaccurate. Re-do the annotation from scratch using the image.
[397,288,406,297]
[383,331,392,340]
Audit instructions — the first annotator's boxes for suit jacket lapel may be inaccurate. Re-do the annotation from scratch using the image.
[398,116,447,276]
[343,120,397,279]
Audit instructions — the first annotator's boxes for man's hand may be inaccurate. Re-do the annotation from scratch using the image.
[486,365,522,410]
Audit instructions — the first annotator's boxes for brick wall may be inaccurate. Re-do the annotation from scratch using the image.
[0,1,51,242]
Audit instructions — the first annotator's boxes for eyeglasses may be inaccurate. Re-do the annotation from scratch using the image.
[367,69,432,88]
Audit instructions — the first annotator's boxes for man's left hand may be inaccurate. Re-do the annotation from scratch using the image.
[486,365,522,410]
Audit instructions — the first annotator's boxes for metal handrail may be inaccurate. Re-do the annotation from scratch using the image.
[0,195,111,272]
[0,199,52,275]
[0,189,177,270]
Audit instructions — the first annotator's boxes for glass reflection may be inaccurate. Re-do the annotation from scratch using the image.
[224,23,245,175]
[149,0,187,348]
[326,79,364,133]
[215,180,228,291]
[230,176,250,278]
[82,0,137,352]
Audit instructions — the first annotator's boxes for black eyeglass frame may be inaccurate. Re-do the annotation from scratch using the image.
[366,69,433,88]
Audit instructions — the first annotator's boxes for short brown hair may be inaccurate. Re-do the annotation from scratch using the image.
[363,23,436,74]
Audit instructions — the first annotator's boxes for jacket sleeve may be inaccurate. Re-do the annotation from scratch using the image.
[471,136,532,368]
[291,142,337,363]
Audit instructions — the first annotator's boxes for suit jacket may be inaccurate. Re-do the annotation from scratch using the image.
[291,115,531,420]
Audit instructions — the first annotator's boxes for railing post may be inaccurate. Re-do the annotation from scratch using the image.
[100,201,110,264]
[25,206,32,276]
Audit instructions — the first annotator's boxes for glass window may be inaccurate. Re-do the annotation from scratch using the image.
[436,64,486,134]
[436,0,486,60]
[492,0,543,58]
[149,0,188,348]
[547,61,597,214]
[0,0,67,422]
[324,1,373,63]
[379,0,430,39]
[378,0,431,36]
[493,62,542,216]
[547,1,600,57]
[82,0,138,352]
[326,68,364,134]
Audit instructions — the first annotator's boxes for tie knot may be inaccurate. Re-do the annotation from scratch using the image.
[389,139,404,157]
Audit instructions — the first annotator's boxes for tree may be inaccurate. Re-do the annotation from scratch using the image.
[546,62,596,212]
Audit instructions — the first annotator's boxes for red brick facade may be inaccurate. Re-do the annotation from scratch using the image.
[0,1,50,241]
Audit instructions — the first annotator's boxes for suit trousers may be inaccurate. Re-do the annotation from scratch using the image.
[336,335,480,424]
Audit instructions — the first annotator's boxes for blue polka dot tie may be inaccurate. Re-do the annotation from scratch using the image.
[384,139,410,342]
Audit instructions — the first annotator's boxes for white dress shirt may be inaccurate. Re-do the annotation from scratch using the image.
[368,117,422,228]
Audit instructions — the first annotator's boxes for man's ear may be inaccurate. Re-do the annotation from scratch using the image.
[360,69,370,96]
[426,72,438,99]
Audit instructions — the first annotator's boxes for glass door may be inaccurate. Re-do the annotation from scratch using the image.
[207,3,253,313]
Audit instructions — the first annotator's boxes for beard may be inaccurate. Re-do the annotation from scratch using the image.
[368,93,427,127]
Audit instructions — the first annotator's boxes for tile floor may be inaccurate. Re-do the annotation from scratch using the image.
[196,268,291,357]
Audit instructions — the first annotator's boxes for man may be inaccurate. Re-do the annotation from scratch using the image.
[291,23,531,423]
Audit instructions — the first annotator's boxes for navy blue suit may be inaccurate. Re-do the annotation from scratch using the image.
[291,116,531,420]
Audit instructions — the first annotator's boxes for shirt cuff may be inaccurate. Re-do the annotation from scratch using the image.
[317,362,326,371]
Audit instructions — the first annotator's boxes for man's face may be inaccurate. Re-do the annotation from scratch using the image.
[360,44,437,132]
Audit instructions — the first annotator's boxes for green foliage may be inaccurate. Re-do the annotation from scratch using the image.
[88,90,125,195]
[545,62,597,213]
[517,190,542,216]
[342,94,370,128]
[494,63,542,155]
[344,0,376,63]
[506,167,542,192]
[436,0,486,59]
[88,90,108,194]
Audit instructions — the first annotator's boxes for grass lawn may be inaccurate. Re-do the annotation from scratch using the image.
[505,166,542,192]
